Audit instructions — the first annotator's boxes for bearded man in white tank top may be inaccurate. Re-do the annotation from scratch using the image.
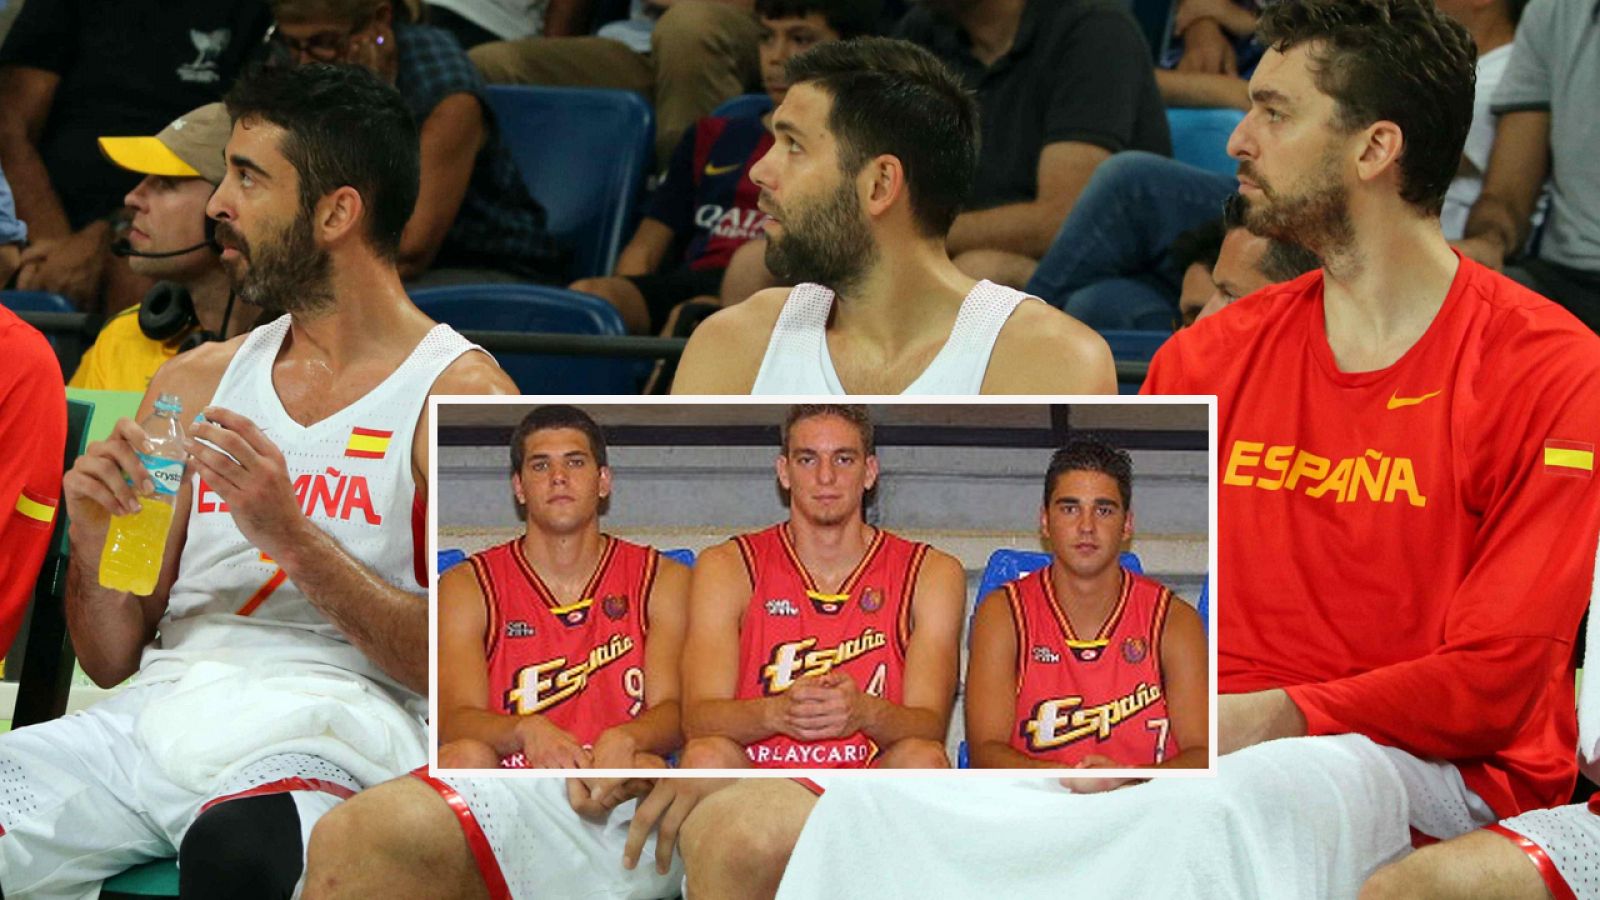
[0,64,514,900]
[670,38,1118,396]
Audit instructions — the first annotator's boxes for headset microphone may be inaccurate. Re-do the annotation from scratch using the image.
[112,217,223,259]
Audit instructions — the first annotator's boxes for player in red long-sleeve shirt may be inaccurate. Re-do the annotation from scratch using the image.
[671,2,1600,898]
[0,306,66,655]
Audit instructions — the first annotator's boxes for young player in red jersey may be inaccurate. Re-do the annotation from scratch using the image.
[435,405,687,770]
[299,405,695,899]
[673,3,1600,898]
[965,437,1207,771]
[679,404,965,770]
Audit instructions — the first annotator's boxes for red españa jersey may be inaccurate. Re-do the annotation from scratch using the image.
[1007,566,1179,766]
[474,536,659,753]
[734,524,929,768]
[1144,255,1600,817]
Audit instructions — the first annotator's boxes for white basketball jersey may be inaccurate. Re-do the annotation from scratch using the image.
[142,315,475,711]
[750,279,1028,394]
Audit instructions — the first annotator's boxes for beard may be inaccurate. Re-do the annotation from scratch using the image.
[216,211,334,316]
[763,179,877,295]
[1238,148,1354,259]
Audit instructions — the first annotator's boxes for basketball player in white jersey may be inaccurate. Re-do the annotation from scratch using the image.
[0,63,514,900]
[298,406,694,899]
[669,38,1117,395]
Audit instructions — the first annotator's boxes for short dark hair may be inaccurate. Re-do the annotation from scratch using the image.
[782,404,875,456]
[509,405,609,518]
[785,37,979,237]
[1257,0,1476,215]
[224,63,420,260]
[1169,216,1228,274]
[1044,436,1133,510]
[755,0,881,38]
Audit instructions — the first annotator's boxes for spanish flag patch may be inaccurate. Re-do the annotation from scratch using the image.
[14,487,57,528]
[345,427,394,460]
[1544,440,1595,478]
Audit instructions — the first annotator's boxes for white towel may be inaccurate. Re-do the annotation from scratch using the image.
[1579,534,1600,781]
[776,735,1423,900]
[134,660,427,794]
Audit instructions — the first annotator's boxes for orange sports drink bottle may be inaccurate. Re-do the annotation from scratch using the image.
[99,394,187,595]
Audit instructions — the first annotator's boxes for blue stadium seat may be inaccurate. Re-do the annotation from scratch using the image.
[0,290,77,314]
[710,93,774,120]
[483,85,654,280]
[958,548,1145,768]
[1166,107,1245,179]
[662,548,695,567]
[970,549,1145,636]
[438,548,468,573]
[1102,329,1172,393]
[411,283,640,393]
[0,290,84,377]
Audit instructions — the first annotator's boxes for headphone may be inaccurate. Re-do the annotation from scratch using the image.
[115,217,237,351]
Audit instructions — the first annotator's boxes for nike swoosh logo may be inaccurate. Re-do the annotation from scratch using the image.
[1386,390,1443,410]
[704,162,743,177]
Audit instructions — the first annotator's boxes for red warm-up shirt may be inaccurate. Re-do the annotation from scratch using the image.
[1143,255,1600,817]
[0,308,66,654]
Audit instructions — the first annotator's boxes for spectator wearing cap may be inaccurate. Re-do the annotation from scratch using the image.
[269,0,563,283]
[71,104,268,392]
[0,0,272,312]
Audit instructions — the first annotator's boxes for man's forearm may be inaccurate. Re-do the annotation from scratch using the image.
[860,697,946,747]
[684,696,780,745]
[947,202,1062,259]
[441,706,526,757]
[607,700,683,756]
[1463,194,1528,261]
[0,132,71,239]
[63,534,158,687]
[275,520,428,693]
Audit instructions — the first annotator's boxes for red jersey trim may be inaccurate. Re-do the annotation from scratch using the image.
[1150,587,1173,688]
[1484,824,1577,900]
[472,551,501,660]
[894,542,929,656]
[734,533,759,587]
[1004,582,1027,692]
[411,770,513,900]
[235,570,287,617]
[777,524,886,599]
[510,535,617,612]
[1041,566,1131,647]
[792,777,826,796]
[638,548,660,637]
[198,777,357,815]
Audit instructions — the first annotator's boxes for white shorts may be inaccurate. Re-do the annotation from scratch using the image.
[1491,798,1600,900]
[0,682,360,900]
[415,772,684,900]
[775,734,1495,900]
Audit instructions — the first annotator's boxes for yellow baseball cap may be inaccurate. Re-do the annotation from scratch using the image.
[98,103,231,186]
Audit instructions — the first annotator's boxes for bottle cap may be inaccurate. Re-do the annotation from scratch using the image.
[154,393,182,415]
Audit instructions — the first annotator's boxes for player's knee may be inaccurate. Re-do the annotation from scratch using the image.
[1359,853,1434,900]
[439,738,500,769]
[179,793,304,900]
[568,277,615,300]
[680,735,745,768]
[303,800,364,900]
[681,783,803,888]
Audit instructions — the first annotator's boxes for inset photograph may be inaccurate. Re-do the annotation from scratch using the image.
[430,400,1213,776]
